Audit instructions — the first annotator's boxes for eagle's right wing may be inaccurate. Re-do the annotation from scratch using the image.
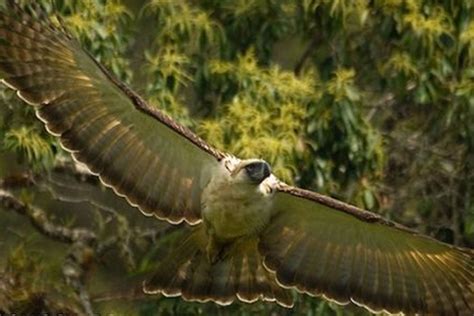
[0,6,225,225]
[258,183,474,315]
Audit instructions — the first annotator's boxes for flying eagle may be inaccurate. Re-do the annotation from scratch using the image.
[0,5,473,315]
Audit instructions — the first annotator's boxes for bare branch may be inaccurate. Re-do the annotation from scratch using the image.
[0,172,177,312]
[0,173,34,190]
[0,189,94,244]
[0,189,96,315]
[294,31,322,76]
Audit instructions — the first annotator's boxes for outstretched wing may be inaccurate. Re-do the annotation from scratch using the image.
[259,184,474,315]
[0,6,224,224]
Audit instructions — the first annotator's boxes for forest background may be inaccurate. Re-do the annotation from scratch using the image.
[0,0,473,315]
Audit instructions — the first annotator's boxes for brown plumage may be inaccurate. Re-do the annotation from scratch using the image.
[0,4,221,226]
[0,4,472,315]
[143,226,293,308]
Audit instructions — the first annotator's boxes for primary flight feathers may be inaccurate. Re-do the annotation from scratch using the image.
[0,5,472,315]
[0,4,223,225]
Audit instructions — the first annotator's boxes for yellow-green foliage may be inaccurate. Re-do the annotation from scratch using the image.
[59,0,133,81]
[4,126,54,171]
[0,244,78,313]
[198,50,317,182]
[1,0,474,315]
[382,52,419,77]
[326,68,359,102]
[147,0,221,47]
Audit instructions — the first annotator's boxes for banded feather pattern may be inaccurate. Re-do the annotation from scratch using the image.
[0,5,223,225]
[1,5,473,315]
[260,189,474,315]
[143,226,293,308]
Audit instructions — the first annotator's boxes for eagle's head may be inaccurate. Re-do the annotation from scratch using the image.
[230,159,272,184]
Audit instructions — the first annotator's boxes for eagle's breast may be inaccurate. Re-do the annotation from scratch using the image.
[201,161,273,240]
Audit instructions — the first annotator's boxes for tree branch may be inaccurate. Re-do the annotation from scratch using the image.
[0,189,96,315]
[0,189,94,244]
[0,172,34,190]
[294,31,322,76]
[0,169,175,312]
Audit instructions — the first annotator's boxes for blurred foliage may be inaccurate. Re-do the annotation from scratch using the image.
[3,126,55,170]
[0,244,80,314]
[0,0,473,315]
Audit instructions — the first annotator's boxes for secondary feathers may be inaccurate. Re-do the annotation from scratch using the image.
[0,4,472,315]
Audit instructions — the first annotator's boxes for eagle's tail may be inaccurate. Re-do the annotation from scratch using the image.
[143,225,293,308]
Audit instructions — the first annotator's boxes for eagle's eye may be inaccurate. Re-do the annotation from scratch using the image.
[244,161,271,183]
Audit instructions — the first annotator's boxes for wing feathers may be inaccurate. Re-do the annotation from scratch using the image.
[0,35,66,59]
[3,6,473,314]
[382,239,406,312]
[331,240,353,303]
[0,11,68,48]
[260,190,474,315]
[274,232,306,287]
[143,227,293,308]
[0,7,223,224]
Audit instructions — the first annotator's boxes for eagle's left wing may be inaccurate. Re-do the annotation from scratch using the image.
[0,6,224,225]
[259,184,474,315]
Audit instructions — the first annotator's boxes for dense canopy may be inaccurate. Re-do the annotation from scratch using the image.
[0,1,473,315]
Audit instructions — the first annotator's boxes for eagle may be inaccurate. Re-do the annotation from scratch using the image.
[0,5,473,315]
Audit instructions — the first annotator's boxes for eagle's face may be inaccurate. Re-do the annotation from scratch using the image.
[231,159,271,184]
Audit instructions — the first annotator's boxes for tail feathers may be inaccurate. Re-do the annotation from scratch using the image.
[143,226,293,308]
